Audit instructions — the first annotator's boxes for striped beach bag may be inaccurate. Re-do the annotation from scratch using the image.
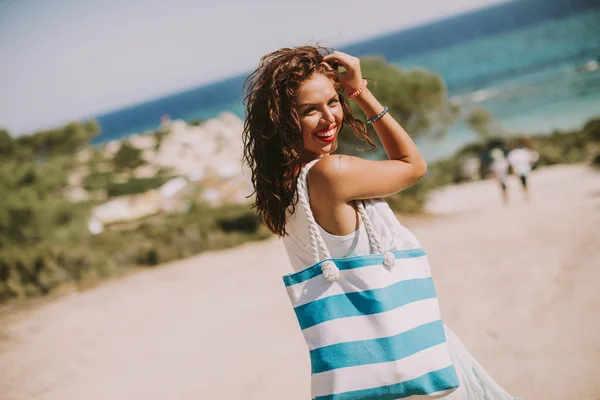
[282,161,459,400]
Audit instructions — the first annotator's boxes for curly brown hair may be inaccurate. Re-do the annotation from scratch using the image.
[242,46,374,237]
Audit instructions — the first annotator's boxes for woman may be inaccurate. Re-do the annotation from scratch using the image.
[490,148,510,205]
[242,46,518,399]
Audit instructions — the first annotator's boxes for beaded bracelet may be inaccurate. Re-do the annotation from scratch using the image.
[366,106,389,124]
[348,79,367,99]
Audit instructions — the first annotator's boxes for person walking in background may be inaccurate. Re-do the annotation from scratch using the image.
[490,148,510,205]
[508,138,538,202]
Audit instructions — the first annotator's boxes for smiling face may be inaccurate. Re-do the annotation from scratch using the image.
[295,73,344,161]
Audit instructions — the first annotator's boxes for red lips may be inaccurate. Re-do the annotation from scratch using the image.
[313,125,336,143]
[317,134,336,143]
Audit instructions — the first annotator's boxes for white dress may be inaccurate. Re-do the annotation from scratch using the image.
[282,161,520,400]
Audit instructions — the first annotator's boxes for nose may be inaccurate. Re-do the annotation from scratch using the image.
[321,108,335,124]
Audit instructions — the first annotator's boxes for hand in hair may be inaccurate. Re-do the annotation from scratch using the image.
[322,51,364,95]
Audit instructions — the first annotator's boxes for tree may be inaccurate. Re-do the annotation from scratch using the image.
[60,121,97,153]
[83,120,101,137]
[0,129,15,158]
[465,107,504,139]
[583,118,600,142]
[113,141,145,171]
[0,157,74,249]
[13,119,100,158]
[337,57,459,156]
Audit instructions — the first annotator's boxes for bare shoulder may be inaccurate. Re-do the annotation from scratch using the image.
[309,154,347,181]
[307,154,362,191]
[306,155,350,203]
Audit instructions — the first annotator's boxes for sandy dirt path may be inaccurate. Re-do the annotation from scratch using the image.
[0,164,599,400]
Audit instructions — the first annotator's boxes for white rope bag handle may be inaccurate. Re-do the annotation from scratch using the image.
[296,158,396,281]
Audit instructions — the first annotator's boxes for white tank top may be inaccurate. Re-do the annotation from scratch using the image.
[282,161,422,272]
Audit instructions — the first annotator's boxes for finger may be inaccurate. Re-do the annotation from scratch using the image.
[323,51,354,69]
[320,61,335,71]
[322,54,341,67]
[321,58,340,71]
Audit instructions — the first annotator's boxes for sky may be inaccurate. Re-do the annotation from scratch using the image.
[0,0,508,135]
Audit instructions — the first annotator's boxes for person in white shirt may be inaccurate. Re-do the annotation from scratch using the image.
[489,148,510,205]
[508,143,538,201]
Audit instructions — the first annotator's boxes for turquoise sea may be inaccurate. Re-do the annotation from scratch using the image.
[94,0,600,161]
[396,8,600,159]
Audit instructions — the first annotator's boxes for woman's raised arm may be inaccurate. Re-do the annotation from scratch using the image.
[310,51,427,202]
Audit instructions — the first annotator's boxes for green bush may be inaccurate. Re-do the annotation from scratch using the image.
[107,176,173,197]
[583,118,600,142]
[0,129,16,158]
[83,173,174,197]
[592,152,600,167]
[112,141,145,170]
[13,120,99,158]
[217,212,261,234]
[83,171,115,191]
[0,201,271,302]
[531,129,593,167]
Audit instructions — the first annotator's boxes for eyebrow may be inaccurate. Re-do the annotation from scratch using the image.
[297,94,339,109]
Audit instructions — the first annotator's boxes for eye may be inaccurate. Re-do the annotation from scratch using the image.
[303,107,316,116]
[328,98,340,106]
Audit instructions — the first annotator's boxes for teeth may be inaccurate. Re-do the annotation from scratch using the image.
[315,126,336,138]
